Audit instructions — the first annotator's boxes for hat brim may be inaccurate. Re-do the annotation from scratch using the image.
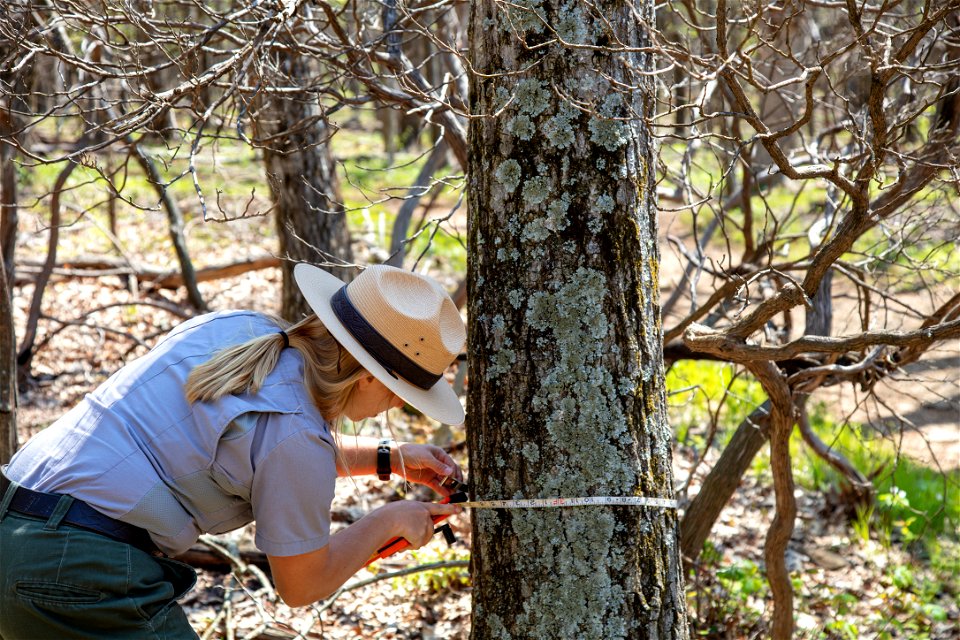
[294,263,466,426]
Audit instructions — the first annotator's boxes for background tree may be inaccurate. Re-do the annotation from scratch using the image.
[653,1,960,636]
[466,0,688,636]
[255,52,355,320]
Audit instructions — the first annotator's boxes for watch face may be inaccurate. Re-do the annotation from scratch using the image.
[377,441,391,479]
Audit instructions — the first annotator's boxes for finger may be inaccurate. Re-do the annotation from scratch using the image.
[426,480,450,497]
[418,447,458,478]
[432,452,464,482]
[425,502,462,516]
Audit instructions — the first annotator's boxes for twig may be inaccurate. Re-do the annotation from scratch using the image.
[313,560,469,614]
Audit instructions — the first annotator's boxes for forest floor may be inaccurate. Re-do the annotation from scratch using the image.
[9,203,959,639]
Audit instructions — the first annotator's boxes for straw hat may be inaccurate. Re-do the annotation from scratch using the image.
[294,263,467,425]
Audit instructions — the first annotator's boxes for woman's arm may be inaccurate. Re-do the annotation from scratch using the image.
[267,500,461,606]
[335,437,463,494]
[334,435,387,476]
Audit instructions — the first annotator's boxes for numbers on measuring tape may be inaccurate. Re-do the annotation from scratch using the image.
[459,496,679,510]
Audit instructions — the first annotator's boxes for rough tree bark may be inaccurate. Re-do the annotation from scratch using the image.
[467,0,688,636]
[0,114,15,290]
[0,255,16,466]
[261,54,353,321]
[0,127,15,463]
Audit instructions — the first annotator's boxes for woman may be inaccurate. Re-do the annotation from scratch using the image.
[0,263,466,638]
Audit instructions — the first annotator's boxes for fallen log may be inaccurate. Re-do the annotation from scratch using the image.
[14,255,281,289]
[176,545,272,575]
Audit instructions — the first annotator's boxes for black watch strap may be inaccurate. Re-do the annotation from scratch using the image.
[377,439,392,481]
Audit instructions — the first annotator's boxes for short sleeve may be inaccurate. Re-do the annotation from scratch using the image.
[250,420,338,557]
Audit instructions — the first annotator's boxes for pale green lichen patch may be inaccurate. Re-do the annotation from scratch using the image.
[555,2,589,43]
[495,86,513,110]
[589,94,629,151]
[521,217,552,243]
[546,193,571,231]
[487,346,516,380]
[521,443,540,462]
[523,266,635,494]
[541,101,579,149]
[589,117,628,151]
[507,505,630,637]
[521,175,551,207]
[588,193,615,233]
[485,613,513,640]
[514,78,551,117]
[594,193,614,215]
[495,159,522,193]
[508,0,546,33]
[520,185,570,244]
[507,114,536,140]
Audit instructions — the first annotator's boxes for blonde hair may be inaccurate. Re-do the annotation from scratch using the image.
[184,314,366,422]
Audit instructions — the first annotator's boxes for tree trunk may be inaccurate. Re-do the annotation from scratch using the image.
[680,402,770,565]
[261,55,354,321]
[0,254,16,466]
[467,0,688,637]
[0,109,15,462]
[0,116,15,290]
[0,1,25,292]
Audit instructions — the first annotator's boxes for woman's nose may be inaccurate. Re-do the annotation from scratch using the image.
[391,394,405,409]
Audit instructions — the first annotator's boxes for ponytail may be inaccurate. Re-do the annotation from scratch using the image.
[184,314,366,421]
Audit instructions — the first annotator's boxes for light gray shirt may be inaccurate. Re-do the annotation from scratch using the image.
[5,311,337,558]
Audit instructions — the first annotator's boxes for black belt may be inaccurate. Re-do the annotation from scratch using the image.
[1,473,161,556]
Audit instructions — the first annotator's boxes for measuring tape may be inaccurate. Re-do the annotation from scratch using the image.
[366,488,678,565]
[458,496,679,510]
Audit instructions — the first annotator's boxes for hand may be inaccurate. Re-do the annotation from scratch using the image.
[393,443,464,496]
[380,501,462,550]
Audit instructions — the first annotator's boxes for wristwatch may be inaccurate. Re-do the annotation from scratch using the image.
[377,439,392,481]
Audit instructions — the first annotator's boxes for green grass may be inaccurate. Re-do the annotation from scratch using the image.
[669,361,958,551]
[673,362,958,638]
[334,125,466,273]
[667,359,767,448]
[795,402,960,545]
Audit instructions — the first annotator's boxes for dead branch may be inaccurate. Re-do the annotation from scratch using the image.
[314,560,470,615]
[684,319,960,363]
[14,256,281,290]
[16,156,76,370]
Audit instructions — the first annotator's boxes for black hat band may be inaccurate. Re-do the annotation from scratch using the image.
[331,286,442,391]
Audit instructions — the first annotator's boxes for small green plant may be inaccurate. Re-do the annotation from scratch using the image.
[824,618,859,640]
[795,403,959,552]
[687,554,769,636]
[390,546,470,593]
[890,564,915,591]
[852,502,874,545]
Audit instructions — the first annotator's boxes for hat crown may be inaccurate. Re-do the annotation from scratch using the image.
[346,266,465,375]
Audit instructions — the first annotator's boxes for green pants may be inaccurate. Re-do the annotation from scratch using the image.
[0,482,198,639]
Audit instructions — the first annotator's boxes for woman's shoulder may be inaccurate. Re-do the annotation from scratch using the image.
[161,310,278,345]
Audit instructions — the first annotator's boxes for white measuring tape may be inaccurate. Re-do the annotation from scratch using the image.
[458,496,679,510]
